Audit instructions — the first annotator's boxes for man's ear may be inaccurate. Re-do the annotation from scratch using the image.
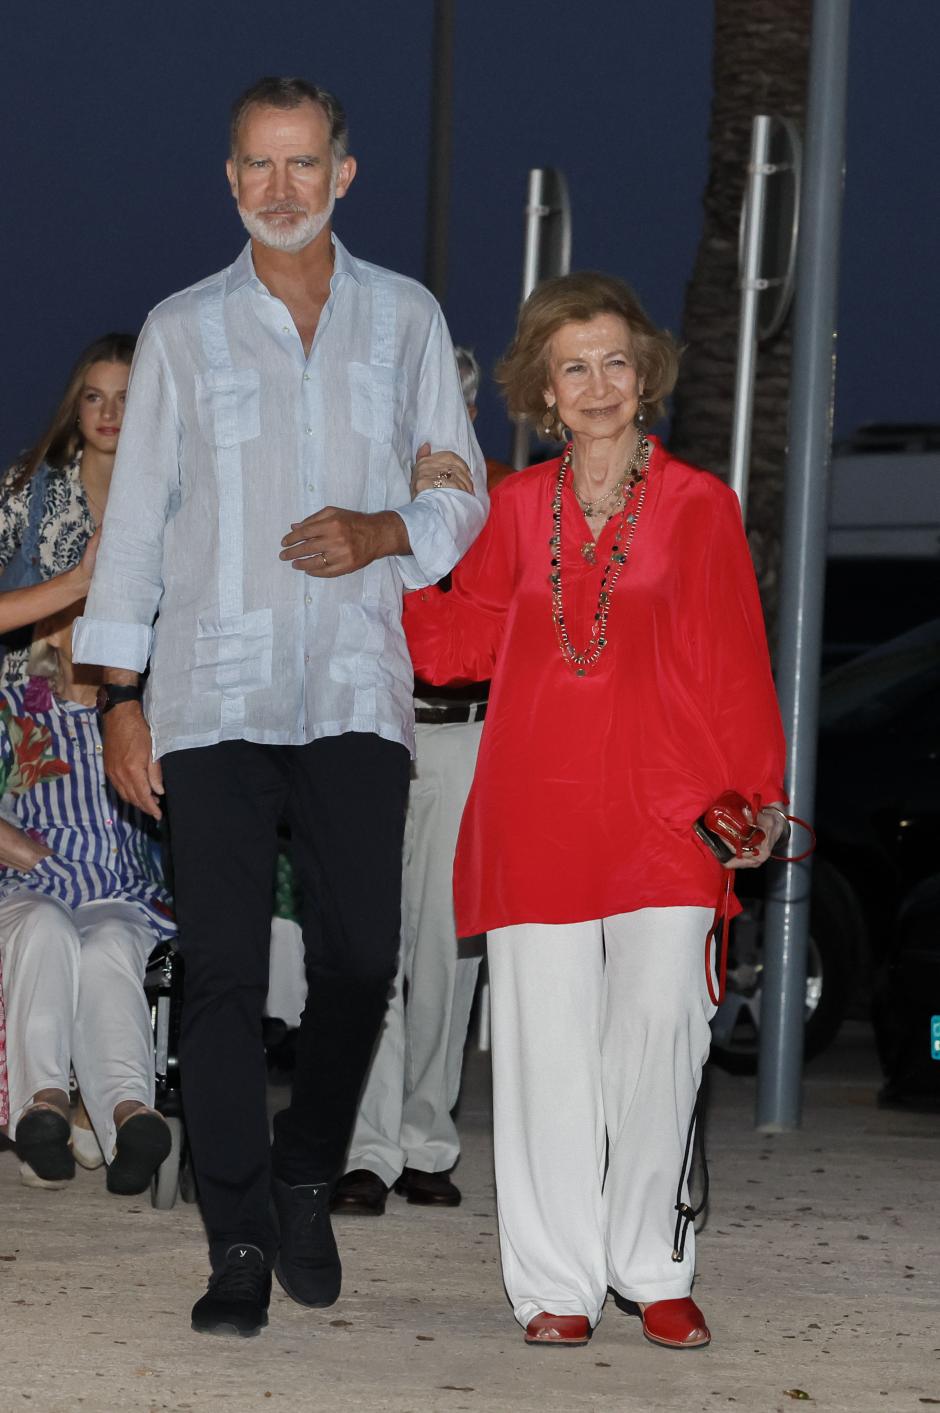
[226,158,239,201]
[334,155,358,201]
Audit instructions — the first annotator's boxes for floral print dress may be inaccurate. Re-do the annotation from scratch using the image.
[0,453,96,689]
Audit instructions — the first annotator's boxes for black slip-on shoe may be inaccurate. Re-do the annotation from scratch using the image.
[15,1107,75,1184]
[191,1244,271,1337]
[330,1168,389,1216]
[106,1111,173,1195]
[272,1177,342,1307]
[394,1165,462,1206]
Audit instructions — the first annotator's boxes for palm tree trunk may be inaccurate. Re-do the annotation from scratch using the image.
[670,0,812,636]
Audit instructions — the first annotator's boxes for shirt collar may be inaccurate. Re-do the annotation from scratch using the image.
[226,233,365,297]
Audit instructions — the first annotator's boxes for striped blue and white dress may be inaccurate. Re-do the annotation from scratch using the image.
[0,680,175,940]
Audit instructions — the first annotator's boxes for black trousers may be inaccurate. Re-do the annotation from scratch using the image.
[162,732,410,1268]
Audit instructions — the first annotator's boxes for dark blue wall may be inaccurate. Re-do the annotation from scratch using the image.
[3,2,937,470]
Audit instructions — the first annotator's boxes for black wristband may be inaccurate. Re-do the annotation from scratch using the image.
[96,683,143,716]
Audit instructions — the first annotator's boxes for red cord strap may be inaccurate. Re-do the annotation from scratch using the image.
[705,811,817,1007]
[705,873,735,1007]
[769,813,817,864]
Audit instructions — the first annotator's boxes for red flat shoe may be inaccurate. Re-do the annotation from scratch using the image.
[524,1312,592,1347]
[641,1297,710,1349]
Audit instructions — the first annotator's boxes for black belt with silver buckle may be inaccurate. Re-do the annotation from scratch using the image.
[414,703,487,725]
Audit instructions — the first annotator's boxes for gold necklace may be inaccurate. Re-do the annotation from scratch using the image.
[549,436,650,676]
[571,435,643,516]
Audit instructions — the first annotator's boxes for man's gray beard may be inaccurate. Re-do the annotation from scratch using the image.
[239,191,336,253]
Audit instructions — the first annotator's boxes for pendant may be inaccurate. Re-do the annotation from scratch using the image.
[580,541,597,565]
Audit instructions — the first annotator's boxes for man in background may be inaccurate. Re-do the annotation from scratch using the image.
[333,348,511,1215]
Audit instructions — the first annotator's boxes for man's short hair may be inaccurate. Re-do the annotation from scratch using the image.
[454,347,481,408]
[230,76,349,164]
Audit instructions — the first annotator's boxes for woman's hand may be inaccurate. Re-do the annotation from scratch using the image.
[0,817,53,871]
[410,443,475,499]
[722,805,788,870]
[75,528,101,592]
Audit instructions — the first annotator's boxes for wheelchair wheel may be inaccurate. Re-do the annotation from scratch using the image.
[151,1115,182,1210]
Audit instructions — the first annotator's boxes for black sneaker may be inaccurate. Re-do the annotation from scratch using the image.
[272,1178,342,1307]
[191,1244,271,1337]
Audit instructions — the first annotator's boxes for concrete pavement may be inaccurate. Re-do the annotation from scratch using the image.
[1,1023,938,1413]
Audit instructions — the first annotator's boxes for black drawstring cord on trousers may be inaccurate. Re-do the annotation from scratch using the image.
[671,1079,709,1263]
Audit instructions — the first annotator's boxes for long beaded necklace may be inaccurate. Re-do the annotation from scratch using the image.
[549,435,650,676]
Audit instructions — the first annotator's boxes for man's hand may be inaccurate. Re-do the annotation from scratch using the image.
[102,702,164,820]
[0,817,53,871]
[410,442,475,498]
[280,508,410,578]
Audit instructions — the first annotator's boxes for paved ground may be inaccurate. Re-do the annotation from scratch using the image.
[1,1022,938,1413]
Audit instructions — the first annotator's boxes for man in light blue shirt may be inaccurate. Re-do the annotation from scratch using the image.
[73,75,487,1337]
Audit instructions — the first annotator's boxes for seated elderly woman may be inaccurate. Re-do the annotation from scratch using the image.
[403,272,787,1351]
[0,603,174,1192]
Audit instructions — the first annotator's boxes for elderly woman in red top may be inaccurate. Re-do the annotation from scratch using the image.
[404,273,787,1351]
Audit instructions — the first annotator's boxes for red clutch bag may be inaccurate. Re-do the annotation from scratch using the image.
[695,791,815,1006]
[694,790,765,863]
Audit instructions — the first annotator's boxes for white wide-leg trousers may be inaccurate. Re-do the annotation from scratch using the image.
[0,892,156,1160]
[487,907,716,1329]
[345,719,484,1186]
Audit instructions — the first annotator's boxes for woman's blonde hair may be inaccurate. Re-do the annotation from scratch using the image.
[25,608,74,692]
[25,636,61,690]
[496,271,680,439]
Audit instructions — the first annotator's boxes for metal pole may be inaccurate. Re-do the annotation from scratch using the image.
[424,0,455,302]
[511,169,548,470]
[756,0,852,1131]
[729,115,773,519]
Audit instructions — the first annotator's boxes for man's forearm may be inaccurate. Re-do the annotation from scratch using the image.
[379,510,412,558]
[103,667,142,688]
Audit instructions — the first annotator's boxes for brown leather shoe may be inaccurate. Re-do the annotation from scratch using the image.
[524,1312,592,1347]
[330,1169,388,1216]
[393,1166,461,1206]
[640,1297,711,1349]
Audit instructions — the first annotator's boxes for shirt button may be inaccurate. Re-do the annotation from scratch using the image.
[303,373,310,382]
[95,744,103,754]
[304,654,310,663]
[282,325,290,333]
[305,426,313,436]
[305,595,312,605]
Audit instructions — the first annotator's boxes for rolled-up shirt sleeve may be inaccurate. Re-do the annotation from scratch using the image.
[393,307,488,589]
[72,319,180,671]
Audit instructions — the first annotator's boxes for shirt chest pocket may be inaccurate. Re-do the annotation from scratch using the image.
[348,363,404,444]
[194,368,261,448]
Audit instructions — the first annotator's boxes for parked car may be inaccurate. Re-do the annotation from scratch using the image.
[710,618,940,1073]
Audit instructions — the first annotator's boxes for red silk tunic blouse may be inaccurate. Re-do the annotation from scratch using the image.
[403,439,787,938]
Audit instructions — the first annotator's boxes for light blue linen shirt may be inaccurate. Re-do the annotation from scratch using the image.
[73,237,488,760]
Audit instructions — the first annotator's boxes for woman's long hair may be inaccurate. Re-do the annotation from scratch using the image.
[14,332,137,491]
